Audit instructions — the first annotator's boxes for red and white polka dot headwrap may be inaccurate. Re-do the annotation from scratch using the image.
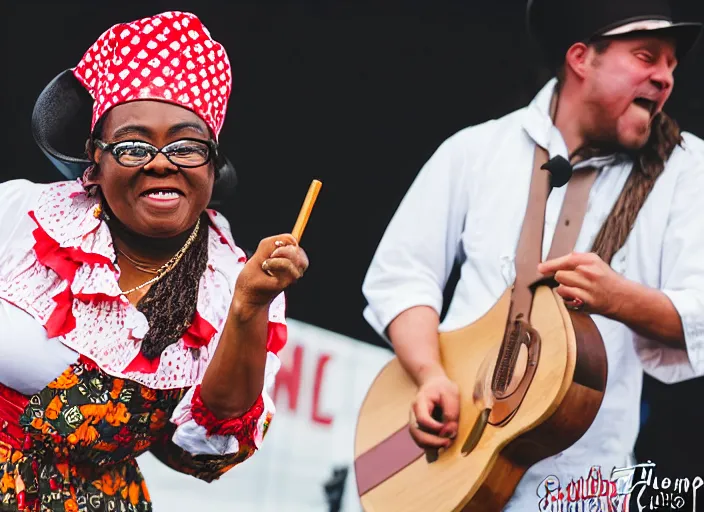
[73,11,232,139]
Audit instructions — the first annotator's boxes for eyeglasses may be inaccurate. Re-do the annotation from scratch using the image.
[94,138,218,168]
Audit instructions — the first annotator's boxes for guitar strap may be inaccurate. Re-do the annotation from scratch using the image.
[509,145,553,328]
[487,144,599,425]
[511,146,599,328]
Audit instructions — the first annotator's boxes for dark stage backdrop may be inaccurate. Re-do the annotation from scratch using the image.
[4,0,704,478]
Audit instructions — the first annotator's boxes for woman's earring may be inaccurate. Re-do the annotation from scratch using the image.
[94,201,110,221]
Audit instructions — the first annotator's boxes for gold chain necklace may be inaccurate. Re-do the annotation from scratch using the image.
[116,249,160,274]
[119,218,201,295]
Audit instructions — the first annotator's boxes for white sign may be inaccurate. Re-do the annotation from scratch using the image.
[138,318,394,512]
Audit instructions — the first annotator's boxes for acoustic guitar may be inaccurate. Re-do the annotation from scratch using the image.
[354,149,608,511]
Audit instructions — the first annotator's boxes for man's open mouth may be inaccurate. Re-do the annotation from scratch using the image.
[633,97,658,116]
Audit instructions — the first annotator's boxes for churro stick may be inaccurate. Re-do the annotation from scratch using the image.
[291,179,322,242]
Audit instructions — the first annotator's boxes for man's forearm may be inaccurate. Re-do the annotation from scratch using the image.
[387,306,445,386]
[610,279,685,350]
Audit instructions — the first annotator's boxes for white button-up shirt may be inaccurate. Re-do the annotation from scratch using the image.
[362,78,704,510]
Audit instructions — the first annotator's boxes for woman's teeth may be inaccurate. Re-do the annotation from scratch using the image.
[147,191,179,199]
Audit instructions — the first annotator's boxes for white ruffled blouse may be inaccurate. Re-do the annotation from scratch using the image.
[0,178,285,459]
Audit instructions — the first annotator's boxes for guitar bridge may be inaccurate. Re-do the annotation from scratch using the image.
[489,323,541,426]
[492,317,527,398]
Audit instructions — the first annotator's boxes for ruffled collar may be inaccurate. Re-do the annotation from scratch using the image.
[0,180,247,389]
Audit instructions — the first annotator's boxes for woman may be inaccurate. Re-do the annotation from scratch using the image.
[0,11,308,512]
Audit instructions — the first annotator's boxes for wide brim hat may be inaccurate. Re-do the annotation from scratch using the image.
[527,0,703,69]
[31,11,237,207]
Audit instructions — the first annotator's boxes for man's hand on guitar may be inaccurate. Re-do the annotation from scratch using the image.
[538,251,627,317]
[409,374,460,449]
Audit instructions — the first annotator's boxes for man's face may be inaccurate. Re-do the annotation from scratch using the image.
[581,35,677,150]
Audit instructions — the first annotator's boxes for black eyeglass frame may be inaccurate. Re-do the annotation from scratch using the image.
[93,138,219,169]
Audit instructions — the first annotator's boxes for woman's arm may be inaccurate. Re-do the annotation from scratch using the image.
[199,233,307,419]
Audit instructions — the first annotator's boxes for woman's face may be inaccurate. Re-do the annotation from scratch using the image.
[92,100,215,238]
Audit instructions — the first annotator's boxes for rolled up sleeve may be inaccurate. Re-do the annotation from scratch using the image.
[362,130,475,342]
[151,293,286,482]
[634,141,704,383]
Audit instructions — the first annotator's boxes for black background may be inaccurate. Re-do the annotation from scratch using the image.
[4,0,703,481]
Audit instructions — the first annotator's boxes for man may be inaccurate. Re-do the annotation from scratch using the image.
[362,0,704,509]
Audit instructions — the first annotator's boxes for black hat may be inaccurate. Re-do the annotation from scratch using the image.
[527,0,703,69]
[31,69,238,208]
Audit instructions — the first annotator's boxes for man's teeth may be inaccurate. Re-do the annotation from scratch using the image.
[147,191,179,198]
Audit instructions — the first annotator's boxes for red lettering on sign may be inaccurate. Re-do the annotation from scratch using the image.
[273,344,303,412]
[312,353,333,426]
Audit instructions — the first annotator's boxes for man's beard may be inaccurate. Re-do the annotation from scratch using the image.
[576,125,626,160]
[582,109,652,156]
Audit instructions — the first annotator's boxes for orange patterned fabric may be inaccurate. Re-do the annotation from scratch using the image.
[0,359,254,511]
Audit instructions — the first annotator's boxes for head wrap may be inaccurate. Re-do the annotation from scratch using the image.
[73,11,232,138]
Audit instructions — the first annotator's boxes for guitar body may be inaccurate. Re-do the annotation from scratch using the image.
[354,286,608,512]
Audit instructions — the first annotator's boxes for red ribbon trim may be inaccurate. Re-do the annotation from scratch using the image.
[266,321,287,355]
[190,385,265,439]
[28,211,118,338]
